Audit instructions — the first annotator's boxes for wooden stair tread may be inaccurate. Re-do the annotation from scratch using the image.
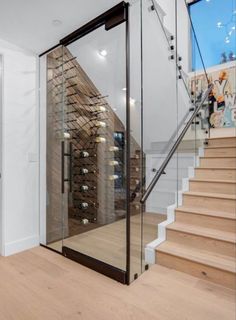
[167,222,236,243]
[201,155,236,158]
[176,206,236,220]
[205,146,236,149]
[156,241,236,273]
[208,136,236,140]
[195,167,236,170]
[200,156,236,159]
[184,191,236,200]
[189,178,236,184]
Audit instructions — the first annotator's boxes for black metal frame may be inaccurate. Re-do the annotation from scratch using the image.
[41,2,131,285]
[188,0,203,7]
[39,2,128,57]
[125,3,131,285]
[60,2,128,46]
[62,247,127,284]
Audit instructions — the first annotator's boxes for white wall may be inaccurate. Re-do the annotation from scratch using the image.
[0,55,3,255]
[0,38,39,256]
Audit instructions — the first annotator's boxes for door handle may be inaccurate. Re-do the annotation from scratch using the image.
[61,141,65,194]
[61,141,73,194]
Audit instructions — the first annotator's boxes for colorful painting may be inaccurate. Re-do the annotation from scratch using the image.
[190,65,236,128]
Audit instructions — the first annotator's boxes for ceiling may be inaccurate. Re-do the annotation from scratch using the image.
[0,0,122,54]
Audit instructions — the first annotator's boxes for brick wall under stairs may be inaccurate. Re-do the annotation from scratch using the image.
[156,136,236,290]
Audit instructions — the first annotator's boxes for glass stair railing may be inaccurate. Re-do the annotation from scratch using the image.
[137,0,213,267]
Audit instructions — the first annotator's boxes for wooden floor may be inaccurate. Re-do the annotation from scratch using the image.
[0,246,235,320]
[49,213,165,275]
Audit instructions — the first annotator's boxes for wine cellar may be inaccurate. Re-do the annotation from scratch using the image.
[46,46,143,245]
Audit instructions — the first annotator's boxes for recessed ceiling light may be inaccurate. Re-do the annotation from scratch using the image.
[122,87,127,91]
[98,50,108,57]
[52,19,62,26]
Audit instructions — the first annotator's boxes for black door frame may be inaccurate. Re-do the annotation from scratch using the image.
[40,2,131,285]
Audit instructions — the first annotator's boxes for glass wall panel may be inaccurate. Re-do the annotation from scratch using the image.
[176,0,210,179]
[129,0,143,281]
[53,23,128,273]
[45,46,65,252]
[131,0,179,279]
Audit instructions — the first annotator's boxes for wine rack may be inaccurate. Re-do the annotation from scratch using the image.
[46,46,143,242]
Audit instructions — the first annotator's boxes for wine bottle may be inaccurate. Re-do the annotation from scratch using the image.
[80,151,89,158]
[95,121,107,128]
[74,168,97,175]
[109,146,119,152]
[74,154,96,160]
[109,160,119,166]
[80,185,89,192]
[75,201,97,208]
[97,106,106,112]
[80,168,89,175]
[95,136,106,143]
[63,132,71,139]
[78,185,97,192]
[77,202,89,210]
[108,175,119,181]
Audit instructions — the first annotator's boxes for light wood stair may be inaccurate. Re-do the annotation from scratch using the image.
[204,146,236,157]
[200,157,236,168]
[156,136,236,289]
[189,179,236,195]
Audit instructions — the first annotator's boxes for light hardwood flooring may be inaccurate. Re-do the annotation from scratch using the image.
[0,246,235,320]
[49,213,165,276]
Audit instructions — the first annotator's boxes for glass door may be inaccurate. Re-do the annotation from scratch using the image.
[44,2,131,284]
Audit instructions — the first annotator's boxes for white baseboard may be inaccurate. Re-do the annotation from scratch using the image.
[4,235,39,256]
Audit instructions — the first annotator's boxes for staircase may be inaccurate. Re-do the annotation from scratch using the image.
[156,136,236,289]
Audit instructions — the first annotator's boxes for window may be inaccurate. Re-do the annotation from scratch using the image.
[190,0,236,70]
